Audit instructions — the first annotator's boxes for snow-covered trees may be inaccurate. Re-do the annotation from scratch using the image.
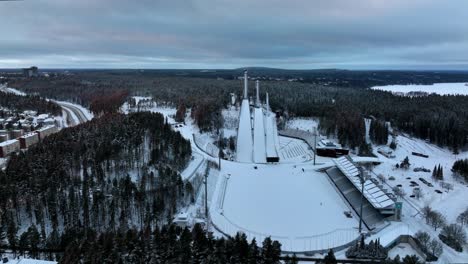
[346,236,387,259]
[0,91,61,116]
[60,224,283,264]
[439,224,467,252]
[428,239,443,258]
[452,159,468,182]
[429,212,447,231]
[432,164,444,181]
[370,120,389,145]
[457,208,468,226]
[421,207,447,231]
[0,112,193,257]
[414,230,443,260]
[399,156,411,170]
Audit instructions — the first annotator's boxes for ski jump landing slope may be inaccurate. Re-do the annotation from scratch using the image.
[253,107,267,163]
[236,99,253,162]
[265,111,280,160]
[211,161,360,252]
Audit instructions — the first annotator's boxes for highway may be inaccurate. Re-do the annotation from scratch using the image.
[54,101,92,126]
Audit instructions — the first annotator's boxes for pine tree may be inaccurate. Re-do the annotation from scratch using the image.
[7,220,18,257]
[324,249,337,264]
[0,222,6,253]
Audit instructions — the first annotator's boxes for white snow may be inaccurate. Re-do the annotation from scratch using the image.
[371,134,468,222]
[265,111,280,160]
[286,117,319,132]
[236,99,253,162]
[54,100,94,121]
[211,160,359,251]
[371,82,468,96]
[388,243,424,259]
[253,107,267,163]
[0,85,27,96]
[0,256,57,264]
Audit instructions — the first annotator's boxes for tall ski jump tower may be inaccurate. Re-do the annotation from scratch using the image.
[253,80,267,163]
[236,70,254,162]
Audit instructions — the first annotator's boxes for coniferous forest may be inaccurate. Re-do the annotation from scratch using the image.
[0,112,195,261]
[0,91,62,116]
[60,224,282,264]
[7,70,468,150]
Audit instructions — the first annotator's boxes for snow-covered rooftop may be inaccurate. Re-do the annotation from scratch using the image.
[0,139,19,147]
[333,156,394,209]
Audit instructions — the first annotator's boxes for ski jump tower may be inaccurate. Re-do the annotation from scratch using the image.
[236,70,254,162]
[253,80,267,163]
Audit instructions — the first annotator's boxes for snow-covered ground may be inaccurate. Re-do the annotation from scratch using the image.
[369,134,468,263]
[286,117,319,132]
[221,106,239,138]
[0,255,57,264]
[0,85,27,96]
[372,135,468,222]
[371,82,468,96]
[388,243,424,260]
[211,160,359,252]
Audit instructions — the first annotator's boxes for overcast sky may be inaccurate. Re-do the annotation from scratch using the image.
[0,0,467,69]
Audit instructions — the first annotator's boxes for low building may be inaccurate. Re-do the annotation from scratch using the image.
[173,212,191,228]
[36,125,58,140]
[43,118,56,126]
[0,134,8,143]
[19,132,39,149]
[10,129,23,139]
[0,139,20,158]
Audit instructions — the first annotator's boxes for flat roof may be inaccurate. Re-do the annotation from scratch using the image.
[0,139,19,147]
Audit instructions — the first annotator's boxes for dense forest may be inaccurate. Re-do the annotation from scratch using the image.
[0,112,192,260]
[60,224,283,264]
[7,70,468,150]
[0,91,61,116]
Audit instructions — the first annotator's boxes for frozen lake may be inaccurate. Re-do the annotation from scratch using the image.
[371,82,468,96]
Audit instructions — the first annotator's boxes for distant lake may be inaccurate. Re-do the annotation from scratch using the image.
[371,82,468,96]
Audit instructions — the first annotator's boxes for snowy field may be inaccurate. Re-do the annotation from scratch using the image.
[371,82,468,96]
[369,135,468,262]
[372,135,468,223]
[286,117,319,132]
[211,160,359,252]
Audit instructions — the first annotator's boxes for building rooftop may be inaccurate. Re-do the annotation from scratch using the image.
[0,139,19,147]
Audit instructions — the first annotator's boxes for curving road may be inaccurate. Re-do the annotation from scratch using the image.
[54,101,92,126]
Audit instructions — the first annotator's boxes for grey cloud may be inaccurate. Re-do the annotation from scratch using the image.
[0,0,467,69]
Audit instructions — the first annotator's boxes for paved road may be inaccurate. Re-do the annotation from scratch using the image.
[55,101,91,126]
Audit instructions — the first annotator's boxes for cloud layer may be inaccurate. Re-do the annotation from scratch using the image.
[1,0,467,69]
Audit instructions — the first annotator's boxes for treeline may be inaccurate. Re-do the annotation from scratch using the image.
[0,91,61,116]
[0,112,192,260]
[89,90,129,115]
[8,73,468,149]
[60,224,282,264]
